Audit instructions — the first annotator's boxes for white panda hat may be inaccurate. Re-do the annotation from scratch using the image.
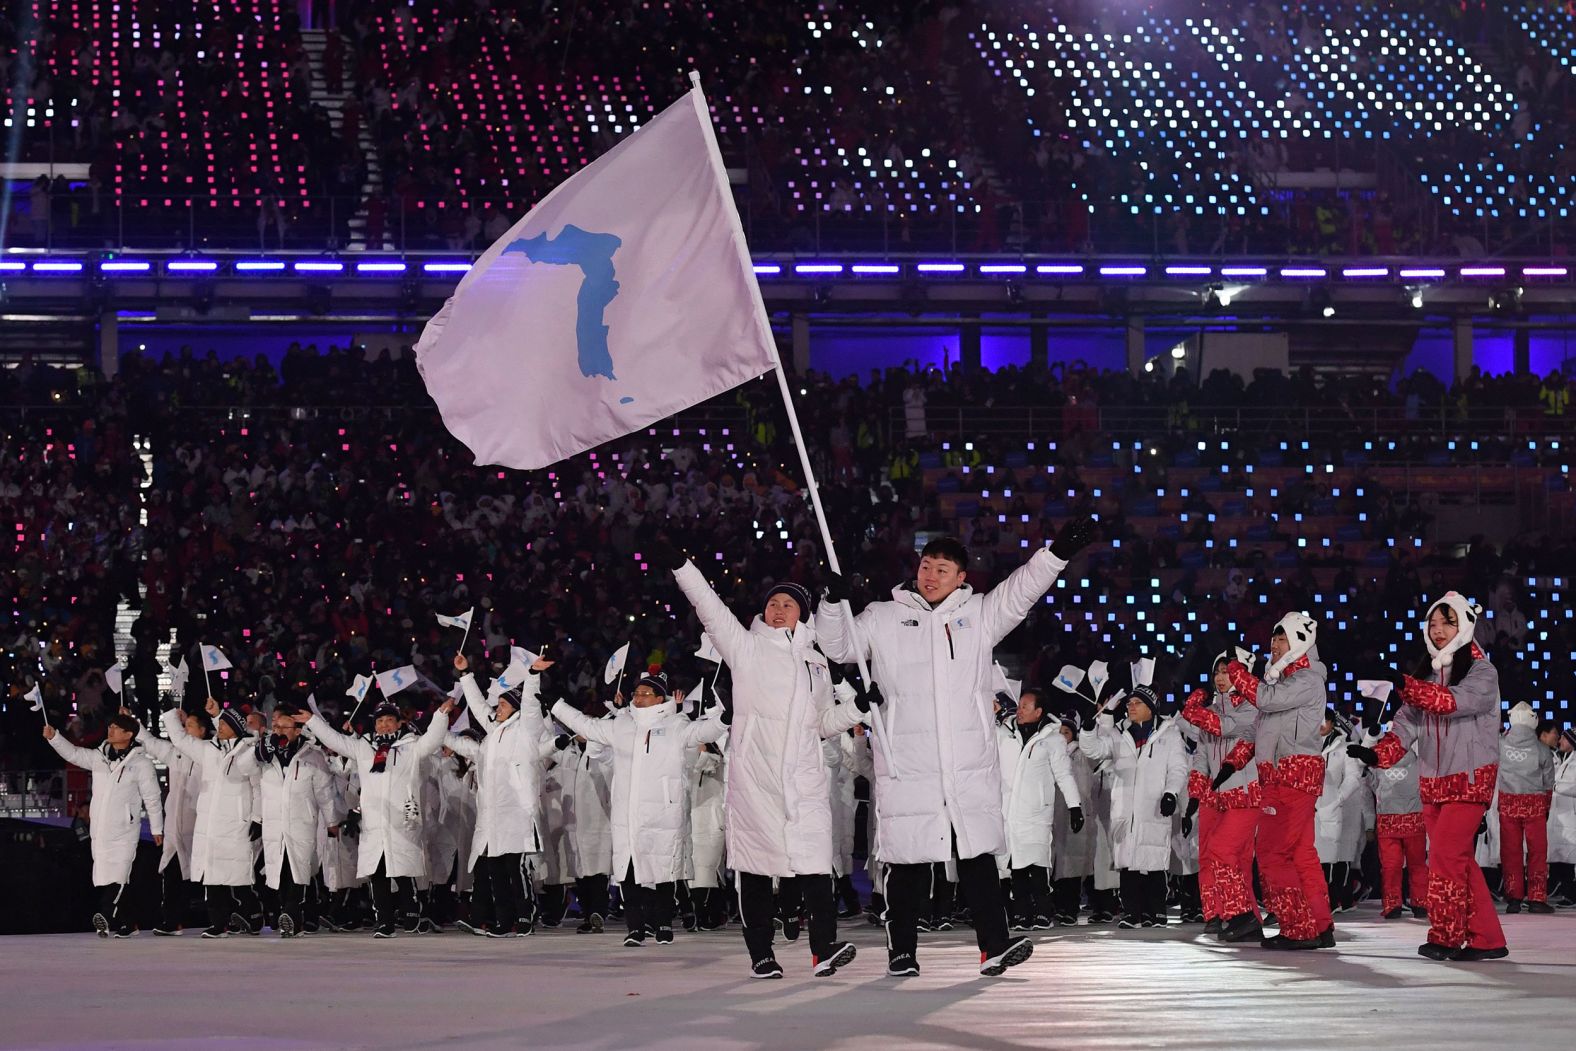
[1423,591,1481,671]
[1264,612,1318,684]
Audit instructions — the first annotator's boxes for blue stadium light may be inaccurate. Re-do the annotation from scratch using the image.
[100,260,152,273]
[1220,266,1266,278]
[294,261,346,273]
[793,263,844,274]
[1342,267,1389,278]
[167,260,219,273]
[32,260,84,272]
[1521,266,1567,277]
[355,261,408,274]
[1399,268,1445,279]
[0,260,24,272]
[1280,267,1328,278]
[1035,264,1085,275]
[917,262,965,272]
[979,263,1027,274]
[1165,265,1212,276]
[424,262,474,274]
[236,260,287,272]
[1099,265,1147,276]
[1460,266,1505,277]
[851,264,901,274]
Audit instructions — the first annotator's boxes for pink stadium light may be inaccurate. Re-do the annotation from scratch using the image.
[1460,266,1506,277]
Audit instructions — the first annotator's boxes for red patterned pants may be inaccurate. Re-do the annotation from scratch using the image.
[1199,805,1259,921]
[1423,801,1506,950]
[1257,782,1332,940]
[1499,811,1550,903]
[1378,831,1428,913]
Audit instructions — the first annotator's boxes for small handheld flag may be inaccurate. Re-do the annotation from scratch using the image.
[375,666,417,697]
[1087,660,1110,698]
[200,645,232,671]
[603,642,631,687]
[436,608,475,652]
[104,661,126,695]
[694,634,722,665]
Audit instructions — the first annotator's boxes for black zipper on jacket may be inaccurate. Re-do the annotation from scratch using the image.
[944,622,955,660]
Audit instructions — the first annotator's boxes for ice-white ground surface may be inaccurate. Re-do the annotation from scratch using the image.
[4,904,1571,1050]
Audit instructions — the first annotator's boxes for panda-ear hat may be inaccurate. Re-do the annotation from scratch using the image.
[1264,612,1317,684]
[1423,591,1481,671]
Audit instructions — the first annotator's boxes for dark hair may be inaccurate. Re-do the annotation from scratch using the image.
[108,713,139,735]
[1017,688,1041,710]
[1537,720,1557,737]
[919,536,969,571]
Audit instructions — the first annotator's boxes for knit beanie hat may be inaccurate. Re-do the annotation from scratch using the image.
[636,669,670,698]
[217,708,248,738]
[764,581,813,619]
[1508,702,1538,729]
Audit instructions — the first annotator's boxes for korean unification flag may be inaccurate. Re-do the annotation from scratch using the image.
[436,609,473,631]
[26,684,43,712]
[991,661,1021,703]
[1052,665,1087,696]
[375,666,417,697]
[346,674,373,704]
[694,634,722,666]
[603,642,632,686]
[414,82,778,470]
[168,660,190,698]
[104,661,126,695]
[495,648,536,693]
[200,645,232,672]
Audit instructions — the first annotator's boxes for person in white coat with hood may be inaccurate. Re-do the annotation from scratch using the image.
[819,521,1095,978]
[998,688,1083,930]
[43,712,164,937]
[551,670,727,948]
[448,652,556,937]
[657,542,868,979]
[225,704,340,937]
[297,695,456,937]
[1548,729,1576,906]
[1313,711,1367,911]
[135,705,208,935]
[161,703,262,938]
[1078,684,1188,928]
[555,727,615,933]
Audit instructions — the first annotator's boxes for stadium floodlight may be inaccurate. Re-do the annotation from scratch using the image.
[1035,264,1085,275]
[293,261,346,272]
[850,264,901,274]
[236,260,287,272]
[1170,344,1187,360]
[1461,266,1506,277]
[1099,265,1147,276]
[167,260,219,272]
[1280,267,1328,278]
[32,260,84,272]
[1398,268,1445,279]
[1342,267,1389,278]
[100,261,152,273]
[979,263,1027,274]
[917,262,965,272]
[793,263,844,274]
[1165,265,1212,276]
[355,261,408,273]
[1220,266,1267,278]
[0,260,25,271]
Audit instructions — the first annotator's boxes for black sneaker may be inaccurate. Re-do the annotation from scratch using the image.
[231,912,261,936]
[933,917,955,932]
[417,917,439,933]
[152,925,182,936]
[837,905,861,920]
[681,912,698,932]
[1409,905,1429,919]
[1086,911,1114,926]
[782,917,801,942]
[201,926,230,939]
[980,936,1034,976]
[577,913,605,934]
[1010,915,1032,932]
[1056,913,1078,927]
[1527,900,1556,914]
[1504,899,1523,915]
[813,941,857,977]
[914,916,933,933]
[887,952,921,977]
[484,925,514,939]
[456,919,481,935]
[373,925,397,939]
[1118,916,1141,930]
[1382,907,1403,920]
[91,913,111,938]
[623,929,648,947]
[1417,942,1455,960]
[1218,912,1263,943]
[752,957,785,979]
[1452,946,1509,962]
[1259,934,1320,950]
[278,913,297,938]
[654,926,674,944]
[113,926,137,938]
[1030,915,1053,931]
[1203,917,1222,936]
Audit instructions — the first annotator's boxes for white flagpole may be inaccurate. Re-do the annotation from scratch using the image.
[458,619,472,656]
[199,643,213,701]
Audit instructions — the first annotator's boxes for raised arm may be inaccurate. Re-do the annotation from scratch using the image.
[304,713,373,763]
[684,707,729,749]
[983,547,1069,646]
[1251,673,1322,716]
[45,731,103,772]
[445,733,481,762]
[458,672,500,736]
[673,561,752,668]
[409,706,454,760]
[161,708,211,764]
[551,700,614,746]
[816,600,874,666]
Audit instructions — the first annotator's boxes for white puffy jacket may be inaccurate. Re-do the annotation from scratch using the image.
[318,755,364,891]
[226,741,339,889]
[1079,714,1187,873]
[136,731,200,875]
[996,719,1082,870]
[161,709,255,887]
[689,748,727,889]
[427,755,477,891]
[551,698,727,886]
[818,547,1069,864]
[448,672,555,867]
[1314,734,1366,863]
[1549,752,1576,865]
[304,711,449,879]
[47,734,163,886]
[673,561,866,877]
[554,734,614,879]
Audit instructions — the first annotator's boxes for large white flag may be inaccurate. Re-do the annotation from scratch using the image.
[375,666,417,697]
[414,81,778,469]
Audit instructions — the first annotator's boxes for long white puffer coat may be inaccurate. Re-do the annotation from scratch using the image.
[161,709,256,887]
[47,734,164,886]
[673,561,866,877]
[1079,714,1188,873]
[551,698,726,886]
[226,741,339,889]
[304,711,449,879]
[556,734,614,879]
[1549,751,1576,865]
[317,754,364,892]
[818,547,1069,865]
[449,672,555,867]
[137,730,200,876]
[996,719,1083,870]
[1314,733,1366,863]
[426,754,477,891]
[689,747,728,889]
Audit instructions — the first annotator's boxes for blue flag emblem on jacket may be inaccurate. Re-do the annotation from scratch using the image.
[504,225,623,382]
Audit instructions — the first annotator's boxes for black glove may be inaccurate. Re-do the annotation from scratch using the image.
[1160,793,1177,817]
[823,571,851,605]
[1347,744,1379,768]
[1477,817,1489,837]
[249,821,262,842]
[646,537,686,573]
[554,733,572,751]
[1068,806,1085,834]
[342,809,362,837]
[1049,515,1098,561]
[853,681,884,713]
[1080,708,1099,732]
[718,691,734,726]
[1182,797,1200,837]
[1363,662,1407,697]
[1210,762,1236,791]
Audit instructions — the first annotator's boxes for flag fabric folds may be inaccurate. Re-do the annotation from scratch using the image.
[414,84,777,470]
[375,666,417,697]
